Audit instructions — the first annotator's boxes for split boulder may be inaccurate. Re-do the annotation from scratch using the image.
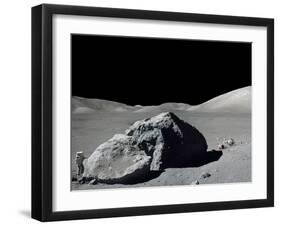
[83,112,208,183]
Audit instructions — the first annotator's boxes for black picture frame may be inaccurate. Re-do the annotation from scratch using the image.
[32,4,274,222]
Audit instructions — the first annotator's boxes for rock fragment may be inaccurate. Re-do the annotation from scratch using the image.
[191,180,200,185]
[200,172,211,179]
[88,179,98,185]
[226,138,235,146]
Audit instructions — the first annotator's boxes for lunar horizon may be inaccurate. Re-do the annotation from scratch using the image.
[72,86,251,114]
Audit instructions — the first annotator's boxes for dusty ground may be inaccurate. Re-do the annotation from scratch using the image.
[71,109,251,190]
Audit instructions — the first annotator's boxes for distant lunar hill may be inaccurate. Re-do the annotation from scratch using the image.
[133,102,191,113]
[72,86,251,114]
[72,96,136,113]
[188,86,251,113]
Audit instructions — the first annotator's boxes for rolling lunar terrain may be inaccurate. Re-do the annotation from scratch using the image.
[71,86,251,190]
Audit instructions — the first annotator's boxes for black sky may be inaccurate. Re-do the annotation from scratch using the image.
[72,34,251,106]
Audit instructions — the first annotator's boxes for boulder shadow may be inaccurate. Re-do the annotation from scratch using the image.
[83,170,164,185]
[117,170,164,185]
[114,149,222,184]
[167,149,223,168]
[81,166,164,185]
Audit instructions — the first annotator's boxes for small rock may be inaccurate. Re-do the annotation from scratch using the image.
[226,138,235,146]
[218,144,225,150]
[78,177,86,184]
[200,172,211,179]
[88,179,98,185]
[191,180,199,185]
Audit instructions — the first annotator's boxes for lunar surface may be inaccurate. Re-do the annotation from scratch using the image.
[71,86,251,190]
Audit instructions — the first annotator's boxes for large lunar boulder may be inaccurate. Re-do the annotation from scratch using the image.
[125,112,207,170]
[83,134,151,184]
[83,112,207,183]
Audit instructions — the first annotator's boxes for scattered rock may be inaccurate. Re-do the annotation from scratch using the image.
[226,138,235,146]
[200,172,211,179]
[218,138,235,150]
[217,138,236,150]
[191,180,200,185]
[78,177,86,184]
[88,179,98,185]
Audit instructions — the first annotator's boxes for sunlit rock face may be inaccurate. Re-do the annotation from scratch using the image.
[125,112,208,170]
[83,134,151,184]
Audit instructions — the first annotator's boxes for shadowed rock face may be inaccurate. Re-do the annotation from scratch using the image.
[83,112,208,184]
[125,112,208,170]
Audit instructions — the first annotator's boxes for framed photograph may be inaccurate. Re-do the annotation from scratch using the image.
[32,4,274,221]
